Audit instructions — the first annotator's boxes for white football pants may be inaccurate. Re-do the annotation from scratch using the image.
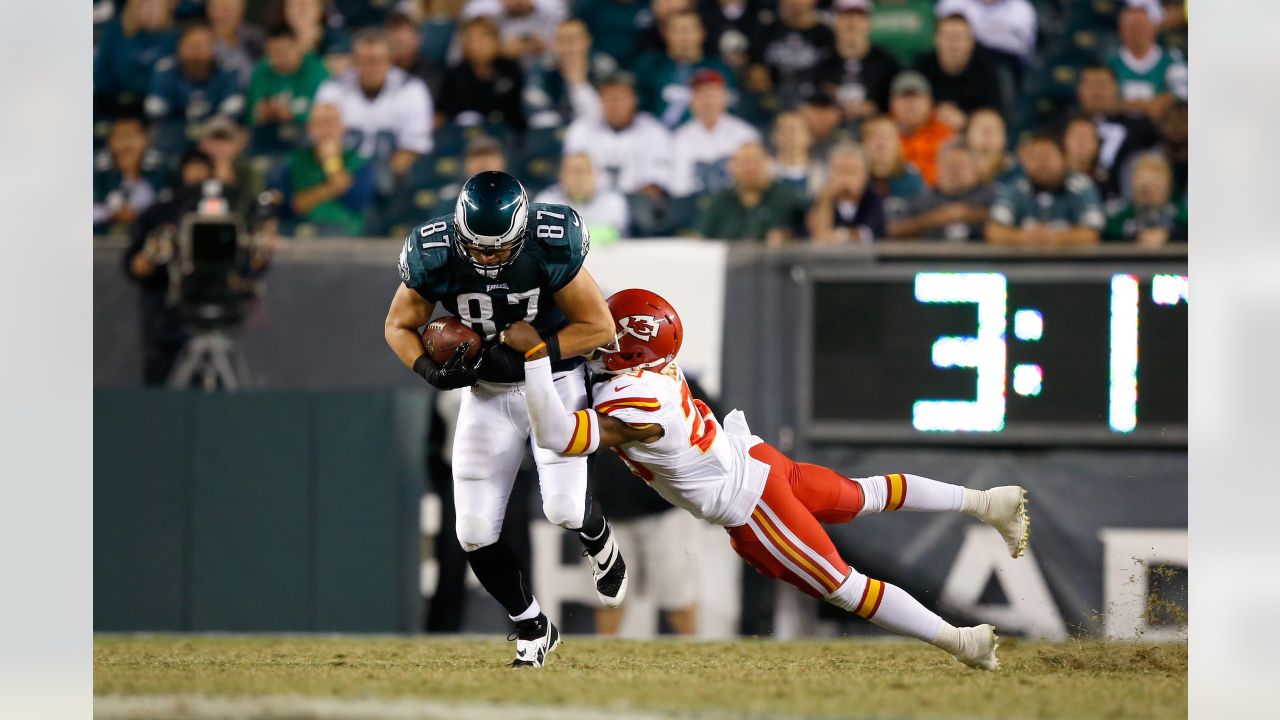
[452,366,591,552]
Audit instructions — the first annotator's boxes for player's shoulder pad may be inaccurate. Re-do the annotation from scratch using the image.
[593,371,667,416]
[529,202,589,253]
[399,214,454,290]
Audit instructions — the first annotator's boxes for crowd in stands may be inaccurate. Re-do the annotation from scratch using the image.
[94,0,1189,246]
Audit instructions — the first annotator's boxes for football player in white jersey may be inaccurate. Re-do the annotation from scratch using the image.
[500,289,1032,670]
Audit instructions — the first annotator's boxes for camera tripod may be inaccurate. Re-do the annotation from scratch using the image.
[167,326,251,391]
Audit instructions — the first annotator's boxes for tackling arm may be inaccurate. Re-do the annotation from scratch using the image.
[506,322,662,455]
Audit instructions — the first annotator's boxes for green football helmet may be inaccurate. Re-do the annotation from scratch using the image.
[454,171,529,279]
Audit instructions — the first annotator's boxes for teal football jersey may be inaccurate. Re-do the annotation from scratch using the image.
[398,202,590,381]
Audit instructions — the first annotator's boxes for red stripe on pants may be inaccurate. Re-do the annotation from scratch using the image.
[727,443,853,598]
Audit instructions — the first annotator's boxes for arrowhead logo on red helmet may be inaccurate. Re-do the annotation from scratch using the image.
[619,314,660,342]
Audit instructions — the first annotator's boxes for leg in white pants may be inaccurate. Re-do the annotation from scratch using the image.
[528,367,591,530]
[451,382,529,552]
[451,367,593,549]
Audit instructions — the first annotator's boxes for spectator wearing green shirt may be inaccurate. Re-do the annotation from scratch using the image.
[694,142,808,245]
[1104,153,1186,245]
[1107,0,1187,121]
[280,102,375,236]
[985,129,1103,247]
[247,25,329,151]
[633,11,737,129]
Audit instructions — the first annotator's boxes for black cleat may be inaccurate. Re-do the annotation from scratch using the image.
[585,533,628,608]
[509,614,560,668]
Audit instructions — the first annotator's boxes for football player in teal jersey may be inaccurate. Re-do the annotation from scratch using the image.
[384,171,628,667]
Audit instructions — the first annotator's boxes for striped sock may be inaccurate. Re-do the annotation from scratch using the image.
[828,572,945,643]
[855,473,964,514]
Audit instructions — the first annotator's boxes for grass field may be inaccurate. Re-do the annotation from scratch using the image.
[94,634,1187,719]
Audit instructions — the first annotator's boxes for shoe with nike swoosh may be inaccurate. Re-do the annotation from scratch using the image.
[586,532,628,608]
[509,614,560,668]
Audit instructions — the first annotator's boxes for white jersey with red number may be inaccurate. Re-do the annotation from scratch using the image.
[592,363,768,528]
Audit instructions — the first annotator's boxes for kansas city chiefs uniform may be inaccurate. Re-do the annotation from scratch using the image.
[587,361,767,527]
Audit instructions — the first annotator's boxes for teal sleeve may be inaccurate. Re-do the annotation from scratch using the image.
[543,208,590,292]
[398,234,431,296]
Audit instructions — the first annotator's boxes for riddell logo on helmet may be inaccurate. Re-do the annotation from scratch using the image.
[619,315,659,342]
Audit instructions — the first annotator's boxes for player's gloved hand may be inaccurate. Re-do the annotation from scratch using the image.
[413,342,481,390]
[481,341,526,380]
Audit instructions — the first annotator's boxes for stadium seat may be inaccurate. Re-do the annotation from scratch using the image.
[379,153,463,235]
[515,126,566,197]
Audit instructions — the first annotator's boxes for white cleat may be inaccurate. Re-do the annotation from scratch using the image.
[509,615,561,668]
[586,532,628,608]
[951,624,1000,671]
[981,486,1031,559]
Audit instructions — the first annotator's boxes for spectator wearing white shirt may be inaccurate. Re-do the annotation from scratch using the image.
[562,72,673,197]
[669,69,761,198]
[314,28,433,178]
[534,153,631,241]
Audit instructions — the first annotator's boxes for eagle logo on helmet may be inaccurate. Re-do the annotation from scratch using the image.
[619,315,660,342]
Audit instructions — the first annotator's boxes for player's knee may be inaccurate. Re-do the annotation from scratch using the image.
[542,493,583,530]
[456,514,499,552]
[824,567,869,612]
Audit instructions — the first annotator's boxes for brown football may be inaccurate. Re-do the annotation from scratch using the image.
[422,316,483,365]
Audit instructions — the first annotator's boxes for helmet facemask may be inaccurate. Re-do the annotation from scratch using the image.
[455,228,527,279]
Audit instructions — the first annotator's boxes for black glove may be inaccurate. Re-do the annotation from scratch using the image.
[413,342,481,390]
[480,341,526,382]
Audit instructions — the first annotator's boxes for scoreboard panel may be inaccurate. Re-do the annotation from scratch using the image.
[802,266,1188,445]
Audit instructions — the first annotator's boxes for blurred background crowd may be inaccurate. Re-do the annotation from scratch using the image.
[94,0,1189,248]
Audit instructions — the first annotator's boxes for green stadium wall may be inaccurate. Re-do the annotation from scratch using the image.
[94,388,428,632]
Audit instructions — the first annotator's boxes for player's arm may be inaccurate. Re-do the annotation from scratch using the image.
[984,220,1026,246]
[385,284,481,389]
[1044,225,1101,247]
[549,266,615,358]
[384,283,435,369]
[504,322,662,454]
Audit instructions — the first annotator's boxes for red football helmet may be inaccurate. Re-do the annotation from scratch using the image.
[593,289,684,374]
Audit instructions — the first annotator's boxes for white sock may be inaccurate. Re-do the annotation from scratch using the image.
[855,474,964,514]
[510,597,541,623]
[827,572,944,643]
